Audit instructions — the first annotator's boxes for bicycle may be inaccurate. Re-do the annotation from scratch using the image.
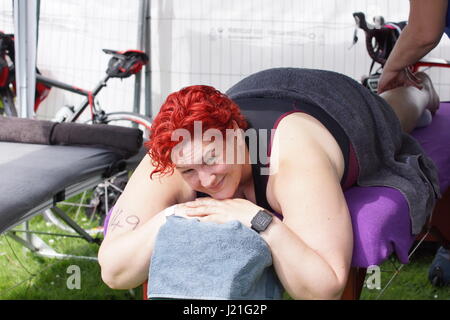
[351,12,406,93]
[0,31,153,230]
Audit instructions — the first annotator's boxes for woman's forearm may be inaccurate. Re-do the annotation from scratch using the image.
[261,218,348,300]
[98,211,167,289]
[383,25,441,73]
[384,0,447,73]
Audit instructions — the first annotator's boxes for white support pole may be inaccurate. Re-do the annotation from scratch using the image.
[133,0,146,115]
[144,0,152,118]
[134,0,151,118]
[13,0,37,118]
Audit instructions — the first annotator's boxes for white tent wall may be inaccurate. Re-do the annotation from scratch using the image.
[0,0,141,121]
[150,0,450,114]
[35,0,141,121]
[1,1,450,119]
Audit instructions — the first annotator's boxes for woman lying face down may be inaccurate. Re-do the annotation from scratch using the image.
[98,83,354,299]
[98,69,439,299]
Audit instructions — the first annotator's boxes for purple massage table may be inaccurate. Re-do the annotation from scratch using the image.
[348,102,450,268]
[104,103,450,269]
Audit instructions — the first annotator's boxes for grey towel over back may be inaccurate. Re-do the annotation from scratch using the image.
[226,68,441,235]
[148,215,284,300]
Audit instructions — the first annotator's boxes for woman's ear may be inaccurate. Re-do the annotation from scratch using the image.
[232,120,239,130]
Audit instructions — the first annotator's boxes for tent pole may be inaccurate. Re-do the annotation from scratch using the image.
[13,0,38,119]
[144,0,152,119]
[133,0,146,116]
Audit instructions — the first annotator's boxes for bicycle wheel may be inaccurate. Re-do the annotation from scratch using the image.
[82,111,152,223]
[85,111,152,139]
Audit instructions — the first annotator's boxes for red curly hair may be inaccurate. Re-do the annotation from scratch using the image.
[145,85,248,178]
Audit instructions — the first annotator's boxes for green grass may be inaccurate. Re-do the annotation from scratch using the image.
[1,192,449,300]
[0,193,142,300]
[360,243,450,300]
[281,243,450,300]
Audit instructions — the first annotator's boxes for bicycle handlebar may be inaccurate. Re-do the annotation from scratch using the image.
[352,12,406,67]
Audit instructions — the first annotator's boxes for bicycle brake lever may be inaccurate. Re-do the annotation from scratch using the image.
[348,28,358,49]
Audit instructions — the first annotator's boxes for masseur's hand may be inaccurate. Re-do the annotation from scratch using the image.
[378,67,423,93]
[176,197,263,229]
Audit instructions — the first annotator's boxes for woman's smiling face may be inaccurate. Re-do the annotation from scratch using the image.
[172,129,247,199]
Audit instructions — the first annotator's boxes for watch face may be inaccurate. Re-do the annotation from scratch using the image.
[254,212,272,225]
[252,210,273,232]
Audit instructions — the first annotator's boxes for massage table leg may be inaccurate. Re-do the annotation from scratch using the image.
[143,282,148,300]
[340,267,367,300]
[419,187,450,247]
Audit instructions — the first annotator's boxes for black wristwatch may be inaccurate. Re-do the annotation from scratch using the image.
[250,209,273,233]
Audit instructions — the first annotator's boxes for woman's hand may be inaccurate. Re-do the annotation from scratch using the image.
[175,197,264,228]
[378,67,423,93]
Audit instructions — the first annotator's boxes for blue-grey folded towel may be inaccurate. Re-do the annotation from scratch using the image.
[147,215,284,300]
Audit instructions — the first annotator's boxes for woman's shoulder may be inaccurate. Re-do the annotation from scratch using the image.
[270,112,345,178]
[271,112,331,156]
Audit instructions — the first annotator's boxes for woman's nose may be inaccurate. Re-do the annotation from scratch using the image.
[198,171,216,188]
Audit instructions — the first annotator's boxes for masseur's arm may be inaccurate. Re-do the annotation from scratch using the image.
[260,118,353,300]
[98,154,194,289]
[379,0,447,92]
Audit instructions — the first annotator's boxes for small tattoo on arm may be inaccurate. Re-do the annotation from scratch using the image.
[108,208,141,232]
[109,208,125,231]
[125,215,140,230]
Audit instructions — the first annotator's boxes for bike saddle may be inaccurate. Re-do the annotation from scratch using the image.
[103,49,149,79]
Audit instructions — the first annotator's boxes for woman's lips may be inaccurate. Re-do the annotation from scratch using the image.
[209,176,225,191]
